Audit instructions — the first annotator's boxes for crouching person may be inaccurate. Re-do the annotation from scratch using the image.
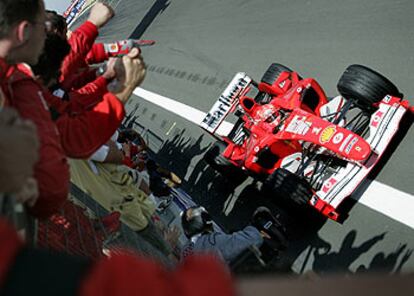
[181,206,288,265]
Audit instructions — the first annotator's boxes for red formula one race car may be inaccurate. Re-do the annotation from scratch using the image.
[200,64,411,221]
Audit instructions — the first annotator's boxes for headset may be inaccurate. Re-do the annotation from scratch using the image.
[181,206,213,239]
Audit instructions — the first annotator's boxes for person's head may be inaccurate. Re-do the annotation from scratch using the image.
[117,128,138,143]
[118,129,147,147]
[45,10,67,38]
[31,32,71,87]
[181,206,214,239]
[0,0,46,64]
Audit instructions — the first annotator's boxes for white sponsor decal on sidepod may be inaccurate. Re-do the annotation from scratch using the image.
[285,115,312,135]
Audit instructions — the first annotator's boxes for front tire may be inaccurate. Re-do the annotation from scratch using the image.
[262,168,312,207]
[337,64,402,112]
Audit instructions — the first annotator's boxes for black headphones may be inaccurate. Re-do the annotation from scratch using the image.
[181,206,213,239]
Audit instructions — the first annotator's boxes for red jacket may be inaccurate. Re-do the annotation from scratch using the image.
[0,219,24,287]
[3,64,70,219]
[85,43,108,65]
[65,68,100,91]
[53,91,125,159]
[18,65,126,160]
[49,75,109,115]
[0,219,235,296]
[3,64,125,217]
[61,21,99,90]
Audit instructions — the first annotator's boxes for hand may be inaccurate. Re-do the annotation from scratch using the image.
[260,230,271,240]
[0,108,39,193]
[102,58,117,80]
[169,172,182,186]
[88,2,115,28]
[118,48,146,88]
[110,48,146,104]
[122,142,131,157]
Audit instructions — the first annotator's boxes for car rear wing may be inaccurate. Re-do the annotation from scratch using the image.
[200,72,252,134]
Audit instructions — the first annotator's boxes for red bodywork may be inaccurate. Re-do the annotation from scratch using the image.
[202,70,410,221]
[220,72,371,177]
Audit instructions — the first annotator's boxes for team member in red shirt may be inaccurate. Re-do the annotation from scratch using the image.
[0,3,234,294]
[58,2,115,90]
[0,0,146,218]
[46,4,146,92]
[31,32,134,159]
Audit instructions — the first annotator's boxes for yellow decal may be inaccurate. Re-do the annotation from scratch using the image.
[320,126,336,144]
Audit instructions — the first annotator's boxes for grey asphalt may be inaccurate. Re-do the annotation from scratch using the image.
[76,0,414,274]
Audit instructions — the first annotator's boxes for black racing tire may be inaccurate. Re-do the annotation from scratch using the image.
[337,64,402,111]
[262,168,312,207]
[261,63,294,85]
[204,141,247,183]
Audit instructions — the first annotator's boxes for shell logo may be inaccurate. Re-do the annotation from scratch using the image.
[320,126,336,144]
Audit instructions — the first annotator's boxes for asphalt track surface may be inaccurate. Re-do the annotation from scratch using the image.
[73,0,414,274]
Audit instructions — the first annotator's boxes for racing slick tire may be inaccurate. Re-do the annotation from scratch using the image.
[261,63,293,85]
[204,141,247,183]
[337,64,402,111]
[262,168,312,207]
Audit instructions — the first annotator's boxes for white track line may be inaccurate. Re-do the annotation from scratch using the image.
[357,182,414,228]
[133,87,234,136]
[133,87,414,229]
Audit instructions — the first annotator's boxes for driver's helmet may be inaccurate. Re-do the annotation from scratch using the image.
[257,104,280,124]
[181,206,213,238]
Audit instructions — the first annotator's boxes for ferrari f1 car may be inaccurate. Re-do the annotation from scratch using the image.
[199,63,411,221]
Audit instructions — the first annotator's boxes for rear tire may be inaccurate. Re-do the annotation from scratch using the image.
[204,141,247,183]
[337,64,401,112]
[262,168,312,207]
